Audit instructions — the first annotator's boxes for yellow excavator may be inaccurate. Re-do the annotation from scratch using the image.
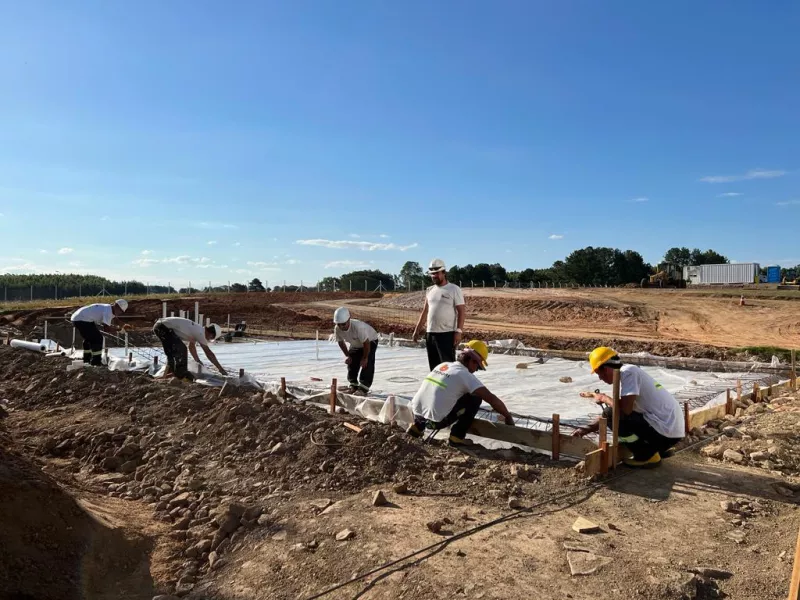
[641,262,686,288]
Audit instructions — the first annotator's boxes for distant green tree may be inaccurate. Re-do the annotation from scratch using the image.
[690,249,729,265]
[398,261,425,290]
[663,247,693,267]
[230,282,247,293]
[248,278,265,292]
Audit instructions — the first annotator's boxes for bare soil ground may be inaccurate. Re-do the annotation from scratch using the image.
[3,288,798,360]
[3,345,800,599]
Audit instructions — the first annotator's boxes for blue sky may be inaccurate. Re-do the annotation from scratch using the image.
[1,1,798,286]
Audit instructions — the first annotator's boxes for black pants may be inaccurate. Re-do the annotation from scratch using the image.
[347,341,377,391]
[415,394,482,440]
[426,331,456,371]
[154,323,193,381]
[602,407,683,461]
[73,321,103,366]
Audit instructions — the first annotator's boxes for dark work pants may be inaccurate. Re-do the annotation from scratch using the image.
[346,341,377,391]
[425,331,456,371]
[154,323,194,381]
[602,407,683,461]
[73,321,103,366]
[415,394,482,440]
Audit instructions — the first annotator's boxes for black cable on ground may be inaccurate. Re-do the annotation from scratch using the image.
[303,426,730,600]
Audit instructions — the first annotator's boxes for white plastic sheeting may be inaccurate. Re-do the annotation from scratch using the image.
[103,339,752,423]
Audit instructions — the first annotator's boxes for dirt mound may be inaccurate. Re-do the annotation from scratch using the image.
[0,425,157,600]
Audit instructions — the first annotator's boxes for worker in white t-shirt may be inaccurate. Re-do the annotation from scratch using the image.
[333,307,379,396]
[70,299,129,366]
[153,317,227,381]
[412,258,466,371]
[572,347,686,468]
[407,340,514,447]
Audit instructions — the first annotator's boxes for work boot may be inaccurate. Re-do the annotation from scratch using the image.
[351,388,368,397]
[448,435,475,447]
[623,452,661,468]
[406,423,423,438]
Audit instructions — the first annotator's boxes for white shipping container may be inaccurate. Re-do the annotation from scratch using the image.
[695,263,759,285]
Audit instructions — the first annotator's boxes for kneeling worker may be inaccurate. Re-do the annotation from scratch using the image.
[70,299,129,365]
[153,316,227,380]
[333,307,378,396]
[572,347,685,467]
[407,340,515,446]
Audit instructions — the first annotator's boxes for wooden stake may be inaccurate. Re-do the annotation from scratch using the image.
[153,356,158,368]
[239,368,245,378]
[753,382,760,403]
[342,422,362,434]
[330,378,337,414]
[792,350,797,392]
[611,369,620,469]
[683,402,690,434]
[789,524,800,600]
[280,376,287,398]
[726,389,733,415]
[598,417,608,474]
[128,352,133,365]
[737,379,742,404]
[551,414,560,460]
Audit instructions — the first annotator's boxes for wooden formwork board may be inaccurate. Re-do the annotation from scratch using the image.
[467,419,597,458]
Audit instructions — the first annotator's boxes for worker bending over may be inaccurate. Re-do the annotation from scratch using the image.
[153,316,227,381]
[573,347,685,467]
[70,299,129,366]
[407,340,514,447]
[333,307,378,396]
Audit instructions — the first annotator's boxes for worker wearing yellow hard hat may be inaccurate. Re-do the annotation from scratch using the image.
[573,346,685,468]
[407,339,514,447]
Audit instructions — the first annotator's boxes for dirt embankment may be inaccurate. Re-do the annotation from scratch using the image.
[3,345,800,598]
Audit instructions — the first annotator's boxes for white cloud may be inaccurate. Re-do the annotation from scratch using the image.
[194,221,238,230]
[247,261,281,270]
[234,268,252,275]
[631,197,649,203]
[379,234,389,239]
[776,200,800,207]
[207,240,217,246]
[57,247,74,254]
[141,250,153,255]
[100,215,109,221]
[717,192,743,198]
[68,261,82,267]
[700,168,786,183]
[0,212,4,217]
[132,255,221,268]
[548,234,564,240]
[349,233,361,239]
[0,262,37,274]
[285,259,301,265]
[39,249,48,254]
[233,242,241,247]
[324,260,375,269]
[296,239,418,251]
[132,258,161,267]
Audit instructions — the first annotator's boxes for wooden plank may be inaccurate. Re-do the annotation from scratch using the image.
[789,524,800,600]
[551,414,560,460]
[688,403,728,430]
[467,419,597,457]
[342,422,362,434]
[598,417,608,475]
[611,369,620,469]
[584,448,606,477]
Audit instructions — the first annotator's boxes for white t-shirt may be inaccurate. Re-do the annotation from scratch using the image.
[334,319,378,349]
[621,364,685,439]
[425,282,465,333]
[71,303,114,326]
[410,361,484,422]
[157,317,207,345]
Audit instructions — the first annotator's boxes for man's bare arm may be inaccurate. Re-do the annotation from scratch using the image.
[473,387,514,425]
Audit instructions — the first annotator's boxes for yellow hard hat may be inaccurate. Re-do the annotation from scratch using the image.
[465,340,489,368]
[588,346,618,373]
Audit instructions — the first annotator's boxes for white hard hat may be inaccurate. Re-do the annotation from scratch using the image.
[333,307,350,324]
[114,299,129,312]
[427,258,446,274]
[210,324,222,340]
